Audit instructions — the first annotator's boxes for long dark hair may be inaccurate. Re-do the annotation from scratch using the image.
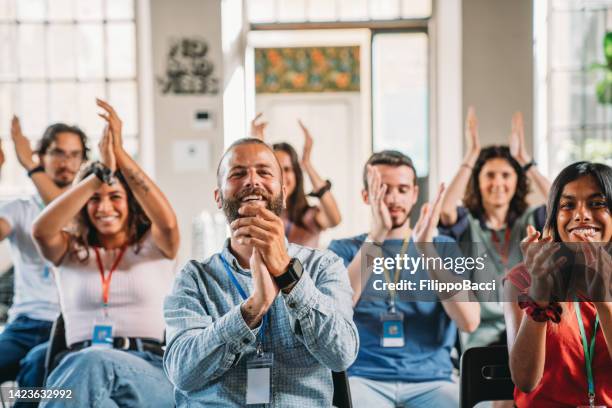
[272,142,310,228]
[544,161,612,242]
[463,146,529,227]
[71,163,151,261]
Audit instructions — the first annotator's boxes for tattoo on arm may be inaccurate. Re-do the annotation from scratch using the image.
[240,301,262,329]
[123,167,150,194]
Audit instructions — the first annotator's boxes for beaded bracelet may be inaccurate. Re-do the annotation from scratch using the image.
[518,294,563,323]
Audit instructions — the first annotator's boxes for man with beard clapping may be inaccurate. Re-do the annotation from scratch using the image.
[163,138,359,407]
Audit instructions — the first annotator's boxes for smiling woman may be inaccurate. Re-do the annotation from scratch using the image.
[30,99,179,408]
[503,161,612,408]
[438,107,552,350]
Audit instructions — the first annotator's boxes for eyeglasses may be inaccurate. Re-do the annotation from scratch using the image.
[47,149,83,162]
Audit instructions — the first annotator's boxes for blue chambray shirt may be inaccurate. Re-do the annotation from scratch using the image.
[163,239,359,407]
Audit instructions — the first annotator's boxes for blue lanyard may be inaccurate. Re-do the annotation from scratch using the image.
[220,255,268,351]
[574,299,600,406]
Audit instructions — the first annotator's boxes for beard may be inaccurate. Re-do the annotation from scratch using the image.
[390,210,411,229]
[220,187,284,224]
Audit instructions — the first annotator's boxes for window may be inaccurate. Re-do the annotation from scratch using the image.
[536,0,612,176]
[247,0,431,24]
[372,32,429,177]
[0,0,138,197]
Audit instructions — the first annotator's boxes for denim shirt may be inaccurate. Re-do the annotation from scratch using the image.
[163,239,359,407]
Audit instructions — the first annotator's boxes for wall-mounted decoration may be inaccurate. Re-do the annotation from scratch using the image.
[255,46,360,93]
[158,37,219,95]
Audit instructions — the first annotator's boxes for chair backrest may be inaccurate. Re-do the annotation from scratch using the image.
[43,314,68,385]
[460,345,514,408]
[332,370,353,408]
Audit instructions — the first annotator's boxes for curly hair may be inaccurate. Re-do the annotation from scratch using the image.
[463,146,529,227]
[70,162,151,262]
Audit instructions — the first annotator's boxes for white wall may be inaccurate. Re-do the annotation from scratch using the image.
[462,0,534,150]
[149,0,225,264]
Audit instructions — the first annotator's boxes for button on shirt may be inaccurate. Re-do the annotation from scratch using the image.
[163,239,359,407]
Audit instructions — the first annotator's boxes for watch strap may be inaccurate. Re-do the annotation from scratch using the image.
[274,258,303,290]
[27,165,45,178]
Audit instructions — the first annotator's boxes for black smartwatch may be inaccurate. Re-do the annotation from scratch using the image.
[522,160,537,172]
[308,179,332,198]
[92,162,114,185]
[274,258,303,290]
[27,165,45,178]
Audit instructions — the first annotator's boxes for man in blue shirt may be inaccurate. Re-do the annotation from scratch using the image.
[163,138,359,407]
[328,151,480,407]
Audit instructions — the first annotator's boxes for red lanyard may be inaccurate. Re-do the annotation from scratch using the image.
[94,246,127,307]
[491,227,511,266]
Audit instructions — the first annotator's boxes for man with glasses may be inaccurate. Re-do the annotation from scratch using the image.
[0,117,88,393]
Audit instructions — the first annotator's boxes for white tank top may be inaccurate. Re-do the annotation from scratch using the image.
[55,231,176,346]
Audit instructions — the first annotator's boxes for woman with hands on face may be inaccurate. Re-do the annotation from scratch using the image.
[251,113,342,248]
[503,161,612,408]
[32,99,178,408]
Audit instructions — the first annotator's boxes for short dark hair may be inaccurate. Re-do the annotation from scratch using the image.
[216,138,280,186]
[463,145,528,227]
[362,150,417,189]
[37,123,89,161]
[545,161,612,242]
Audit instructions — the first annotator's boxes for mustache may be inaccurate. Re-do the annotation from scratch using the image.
[236,187,271,201]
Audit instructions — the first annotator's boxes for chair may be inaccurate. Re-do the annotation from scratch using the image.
[460,345,515,408]
[43,314,68,385]
[332,370,353,408]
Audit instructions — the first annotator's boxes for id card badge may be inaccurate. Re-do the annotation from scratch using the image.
[91,317,114,348]
[381,311,405,348]
[246,352,273,405]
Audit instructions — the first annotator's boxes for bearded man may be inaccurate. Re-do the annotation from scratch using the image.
[163,138,359,407]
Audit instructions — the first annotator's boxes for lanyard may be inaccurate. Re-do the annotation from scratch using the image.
[94,246,127,314]
[381,236,411,311]
[220,255,268,355]
[490,227,511,267]
[284,220,292,239]
[574,299,600,407]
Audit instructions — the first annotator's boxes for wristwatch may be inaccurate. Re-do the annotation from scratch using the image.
[27,165,45,178]
[92,162,114,185]
[274,258,303,291]
[522,160,537,172]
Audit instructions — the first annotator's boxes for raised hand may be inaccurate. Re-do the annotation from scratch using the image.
[96,99,124,156]
[298,120,313,167]
[574,232,612,302]
[230,205,291,278]
[413,183,445,245]
[464,106,481,166]
[250,113,267,140]
[250,248,280,307]
[521,225,565,303]
[98,125,116,172]
[367,165,392,243]
[509,111,531,166]
[11,115,36,170]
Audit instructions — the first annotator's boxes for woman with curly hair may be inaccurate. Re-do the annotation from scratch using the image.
[32,100,179,408]
[438,107,551,350]
[251,114,342,247]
